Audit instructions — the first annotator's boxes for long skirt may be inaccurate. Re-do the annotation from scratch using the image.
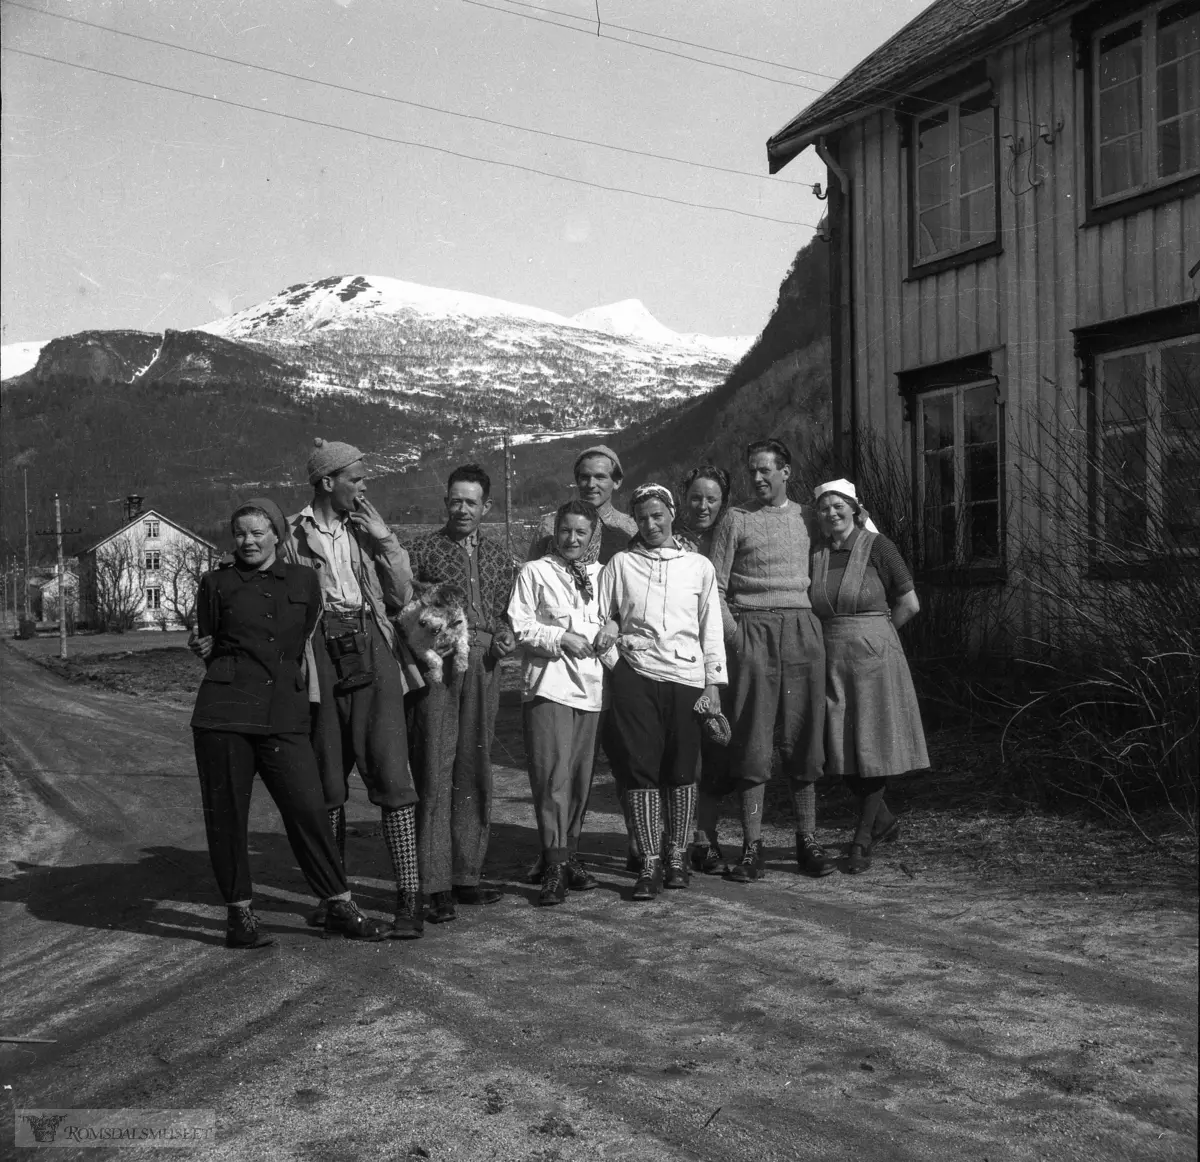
[823,614,929,778]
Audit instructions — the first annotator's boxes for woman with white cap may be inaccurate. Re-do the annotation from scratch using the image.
[594,483,727,899]
[810,479,928,873]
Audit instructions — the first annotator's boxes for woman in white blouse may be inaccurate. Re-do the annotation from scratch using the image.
[508,500,615,906]
[594,484,727,900]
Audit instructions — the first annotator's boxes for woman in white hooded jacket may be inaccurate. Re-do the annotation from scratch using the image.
[595,484,727,900]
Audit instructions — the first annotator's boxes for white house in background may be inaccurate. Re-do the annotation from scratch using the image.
[38,565,79,626]
[78,498,218,631]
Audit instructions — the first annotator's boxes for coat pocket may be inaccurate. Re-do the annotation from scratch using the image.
[205,655,236,683]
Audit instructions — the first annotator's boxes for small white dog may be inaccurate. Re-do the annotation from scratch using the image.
[396,581,470,684]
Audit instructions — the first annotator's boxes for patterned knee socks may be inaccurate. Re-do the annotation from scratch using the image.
[381,805,420,893]
[666,785,696,863]
[627,789,662,869]
[329,807,346,861]
[792,781,817,837]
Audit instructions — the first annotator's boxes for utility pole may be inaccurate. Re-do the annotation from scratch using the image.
[36,498,81,660]
[55,495,67,659]
[503,433,514,560]
[23,468,31,618]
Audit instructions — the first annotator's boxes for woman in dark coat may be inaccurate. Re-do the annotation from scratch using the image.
[809,479,929,874]
[191,498,388,947]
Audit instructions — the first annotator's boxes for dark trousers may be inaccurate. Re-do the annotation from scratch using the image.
[311,613,417,811]
[409,645,500,894]
[193,729,346,904]
[603,659,703,790]
[728,608,826,785]
[523,698,600,863]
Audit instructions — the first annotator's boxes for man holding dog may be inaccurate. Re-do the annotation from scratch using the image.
[285,438,426,938]
[406,464,517,924]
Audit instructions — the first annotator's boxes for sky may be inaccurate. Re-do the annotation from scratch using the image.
[1,0,929,344]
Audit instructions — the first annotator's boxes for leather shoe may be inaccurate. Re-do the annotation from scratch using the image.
[324,898,389,941]
[425,890,457,924]
[724,839,767,883]
[538,863,569,906]
[391,889,425,938]
[226,905,274,950]
[453,884,502,906]
[632,859,661,901]
[690,842,727,876]
[663,858,689,890]
[846,843,872,874]
[565,856,598,891]
[797,834,837,877]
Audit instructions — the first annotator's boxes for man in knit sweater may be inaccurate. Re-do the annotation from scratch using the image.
[708,438,837,881]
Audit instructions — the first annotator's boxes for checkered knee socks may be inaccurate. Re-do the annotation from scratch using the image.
[381,805,420,893]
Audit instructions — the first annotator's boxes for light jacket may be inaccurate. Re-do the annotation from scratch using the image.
[508,556,615,711]
[597,540,727,689]
[282,507,424,694]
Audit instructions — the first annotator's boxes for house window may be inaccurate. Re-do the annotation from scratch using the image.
[917,381,1003,569]
[1093,1,1200,203]
[913,87,998,264]
[144,550,161,572]
[144,519,160,539]
[1094,334,1200,551]
[145,586,162,611]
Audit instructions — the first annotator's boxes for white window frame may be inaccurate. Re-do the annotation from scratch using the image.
[1092,0,1200,205]
[916,379,1004,569]
[144,586,162,611]
[144,549,161,572]
[1094,333,1200,554]
[912,84,998,266]
[144,519,161,539]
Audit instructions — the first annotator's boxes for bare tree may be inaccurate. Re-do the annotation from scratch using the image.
[92,536,144,633]
[159,540,213,631]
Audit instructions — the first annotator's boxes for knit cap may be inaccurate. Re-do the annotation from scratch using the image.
[236,496,288,544]
[307,437,364,484]
[573,443,623,482]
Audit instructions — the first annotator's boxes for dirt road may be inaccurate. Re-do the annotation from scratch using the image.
[1,642,1195,1161]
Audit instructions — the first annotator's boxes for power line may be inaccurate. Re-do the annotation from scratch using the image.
[459,0,826,92]
[2,0,802,186]
[2,46,818,229]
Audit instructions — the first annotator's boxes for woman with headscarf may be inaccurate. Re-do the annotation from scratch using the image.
[190,499,388,947]
[810,479,928,873]
[594,484,727,899]
[673,466,740,875]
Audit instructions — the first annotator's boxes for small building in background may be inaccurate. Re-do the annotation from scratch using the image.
[38,564,79,628]
[78,496,218,632]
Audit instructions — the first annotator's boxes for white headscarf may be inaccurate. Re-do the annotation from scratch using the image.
[813,478,880,534]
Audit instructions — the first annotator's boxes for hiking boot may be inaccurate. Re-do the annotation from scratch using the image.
[690,842,727,876]
[663,852,690,890]
[632,858,661,901]
[724,839,767,883]
[797,834,837,877]
[846,843,872,874]
[425,891,457,924]
[391,889,425,939]
[226,905,273,950]
[538,863,569,906]
[565,855,598,892]
[324,899,389,941]
[453,884,502,906]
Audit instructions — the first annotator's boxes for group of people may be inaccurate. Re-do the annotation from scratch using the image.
[189,435,929,948]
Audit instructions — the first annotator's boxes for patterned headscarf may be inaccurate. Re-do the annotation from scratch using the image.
[554,552,594,603]
[629,483,676,517]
